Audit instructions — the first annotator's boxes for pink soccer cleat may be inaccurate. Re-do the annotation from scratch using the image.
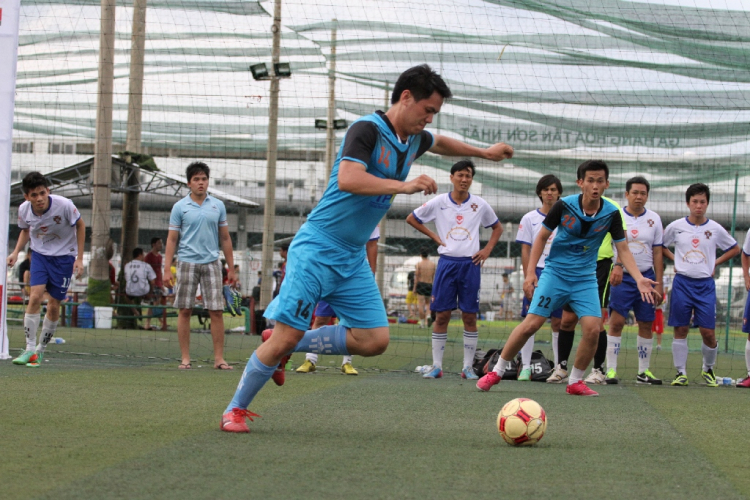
[566,380,599,396]
[476,371,502,392]
[261,328,292,386]
[737,376,750,388]
[221,408,260,433]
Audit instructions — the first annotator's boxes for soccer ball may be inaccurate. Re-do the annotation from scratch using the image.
[497,398,547,446]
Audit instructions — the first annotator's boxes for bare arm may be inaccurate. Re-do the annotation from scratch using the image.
[615,239,657,303]
[73,217,86,278]
[715,245,740,270]
[522,227,552,300]
[219,225,235,283]
[366,239,378,273]
[472,222,503,265]
[338,161,437,196]
[662,245,675,262]
[429,135,514,161]
[6,229,30,266]
[163,230,180,286]
[406,213,445,247]
[653,245,664,304]
[520,244,531,276]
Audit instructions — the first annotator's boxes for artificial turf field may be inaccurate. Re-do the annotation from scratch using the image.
[2,319,749,500]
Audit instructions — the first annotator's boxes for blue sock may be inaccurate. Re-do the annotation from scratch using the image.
[225,352,276,413]
[293,324,349,356]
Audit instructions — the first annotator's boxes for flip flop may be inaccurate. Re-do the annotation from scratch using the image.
[214,363,233,370]
[178,363,192,370]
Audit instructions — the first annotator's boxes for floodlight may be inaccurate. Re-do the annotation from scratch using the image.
[274,62,292,77]
[250,63,269,80]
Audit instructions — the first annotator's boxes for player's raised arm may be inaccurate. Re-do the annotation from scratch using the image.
[429,134,514,161]
[6,228,30,267]
[338,161,437,196]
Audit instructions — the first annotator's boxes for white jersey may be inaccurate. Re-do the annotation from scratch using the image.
[124,259,156,297]
[369,226,380,241]
[412,192,499,258]
[615,207,664,273]
[516,209,557,268]
[17,194,81,257]
[663,217,737,279]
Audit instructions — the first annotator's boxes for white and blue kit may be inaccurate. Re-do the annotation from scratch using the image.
[609,208,663,323]
[411,192,499,313]
[516,209,561,318]
[664,217,737,329]
[17,194,81,300]
[529,195,626,319]
[742,233,750,334]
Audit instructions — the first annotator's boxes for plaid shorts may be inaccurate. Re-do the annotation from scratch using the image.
[173,260,224,311]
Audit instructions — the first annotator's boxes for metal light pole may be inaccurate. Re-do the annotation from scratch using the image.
[376,82,389,296]
[259,0,282,309]
[324,19,337,181]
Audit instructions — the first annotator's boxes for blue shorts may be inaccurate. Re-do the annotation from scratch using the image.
[609,269,656,323]
[431,256,481,313]
[315,300,336,318]
[29,250,75,301]
[264,224,387,332]
[743,295,750,334]
[521,267,562,318]
[529,267,601,319]
[668,274,715,329]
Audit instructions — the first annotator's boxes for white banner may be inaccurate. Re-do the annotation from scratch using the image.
[0,0,21,360]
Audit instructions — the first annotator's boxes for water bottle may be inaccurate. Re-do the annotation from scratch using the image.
[49,337,66,344]
[721,377,733,386]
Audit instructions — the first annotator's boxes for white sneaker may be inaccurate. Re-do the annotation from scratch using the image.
[584,367,606,385]
[546,364,569,384]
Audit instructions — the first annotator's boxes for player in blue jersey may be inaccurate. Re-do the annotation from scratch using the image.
[221,64,514,432]
[476,160,658,396]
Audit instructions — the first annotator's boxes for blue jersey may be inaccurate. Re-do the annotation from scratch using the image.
[306,111,433,248]
[542,194,625,279]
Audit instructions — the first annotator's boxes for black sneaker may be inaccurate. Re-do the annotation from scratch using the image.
[636,370,663,385]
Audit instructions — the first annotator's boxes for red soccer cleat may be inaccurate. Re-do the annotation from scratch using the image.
[261,328,291,386]
[566,380,599,396]
[221,408,260,433]
[737,376,750,388]
[476,371,502,392]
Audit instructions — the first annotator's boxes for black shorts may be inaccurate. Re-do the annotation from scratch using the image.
[415,282,433,297]
[563,259,613,313]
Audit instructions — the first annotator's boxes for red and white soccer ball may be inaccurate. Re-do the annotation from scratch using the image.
[497,398,547,446]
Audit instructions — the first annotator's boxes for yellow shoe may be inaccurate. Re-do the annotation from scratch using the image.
[341,362,358,375]
[295,359,316,373]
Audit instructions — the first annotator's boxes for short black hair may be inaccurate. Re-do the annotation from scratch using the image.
[577,159,609,181]
[22,172,50,194]
[450,160,475,177]
[279,243,289,251]
[626,176,650,193]
[186,161,210,182]
[420,247,429,258]
[686,183,710,204]
[150,237,162,246]
[391,64,452,104]
[132,247,144,259]
[536,174,562,202]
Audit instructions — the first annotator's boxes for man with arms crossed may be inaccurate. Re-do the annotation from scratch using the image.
[163,162,235,371]
[605,176,664,385]
[515,174,563,380]
[8,172,84,367]
[476,160,657,396]
[407,160,503,380]
[662,183,739,387]
[221,64,513,432]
